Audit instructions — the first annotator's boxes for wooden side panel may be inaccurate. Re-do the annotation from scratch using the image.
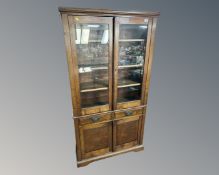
[139,111,146,145]
[73,118,82,161]
[143,17,158,104]
[79,121,112,159]
[140,18,153,104]
[60,14,81,116]
[113,115,142,151]
[140,18,157,144]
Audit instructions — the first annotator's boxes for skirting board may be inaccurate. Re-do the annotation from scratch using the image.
[77,145,144,167]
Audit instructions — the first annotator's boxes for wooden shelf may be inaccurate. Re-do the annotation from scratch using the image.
[118,79,141,88]
[119,39,145,42]
[80,82,108,92]
[78,63,108,67]
[118,64,143,69]
[79,66,108,73]
[88,40,108,44]
[89,40,104,42]
[76,40,108,43]
[119,55,144,57]
[91,66,108,70]
[81,87,108,93]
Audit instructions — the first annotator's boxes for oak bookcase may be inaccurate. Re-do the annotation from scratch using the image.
[59,7,159,167]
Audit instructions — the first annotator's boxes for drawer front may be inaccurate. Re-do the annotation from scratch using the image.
[115,108,144,119]
[79,113,112,125]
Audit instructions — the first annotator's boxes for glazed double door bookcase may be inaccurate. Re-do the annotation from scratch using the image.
[59,7,159,167]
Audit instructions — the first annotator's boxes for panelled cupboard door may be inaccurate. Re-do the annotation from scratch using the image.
[113,115,142,151]
[67,16,113,116]
[79,121,113,159]
[113,17,153,110]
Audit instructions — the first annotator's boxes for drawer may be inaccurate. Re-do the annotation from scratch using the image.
[115,108,144,119]
[79,113,112,125]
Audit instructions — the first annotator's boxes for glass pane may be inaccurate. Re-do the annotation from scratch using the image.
[117,24,148,103]
[118,86,142,102]
[74,23,110,108]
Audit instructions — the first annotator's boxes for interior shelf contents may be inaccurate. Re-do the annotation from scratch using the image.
[118,68,143,88]
[81,90,109,108]
[119,24,148,40]
[73,23,110,108]
[117,86,142,102]
[75,23,109,67]
[76,44,109,66]
[79,64,108,73]
[75,24,109,45]
[119,43,145,66]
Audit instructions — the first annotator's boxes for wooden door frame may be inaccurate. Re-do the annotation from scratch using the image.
[61,14,81,116]
[67,15,113,116]
[113,16,152,110]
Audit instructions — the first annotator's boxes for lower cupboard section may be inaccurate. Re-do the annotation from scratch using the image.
[77,115,143,160]
[113,115,143,151]
[79,121,113,159]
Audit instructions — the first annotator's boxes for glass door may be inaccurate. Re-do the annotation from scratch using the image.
[68,16,113,115]
[114,17,151,109]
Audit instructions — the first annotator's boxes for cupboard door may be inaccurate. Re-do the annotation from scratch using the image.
[68,16,113,115]
[114,17,152,109]
[79,121,112,159]
[113,115,142,151]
